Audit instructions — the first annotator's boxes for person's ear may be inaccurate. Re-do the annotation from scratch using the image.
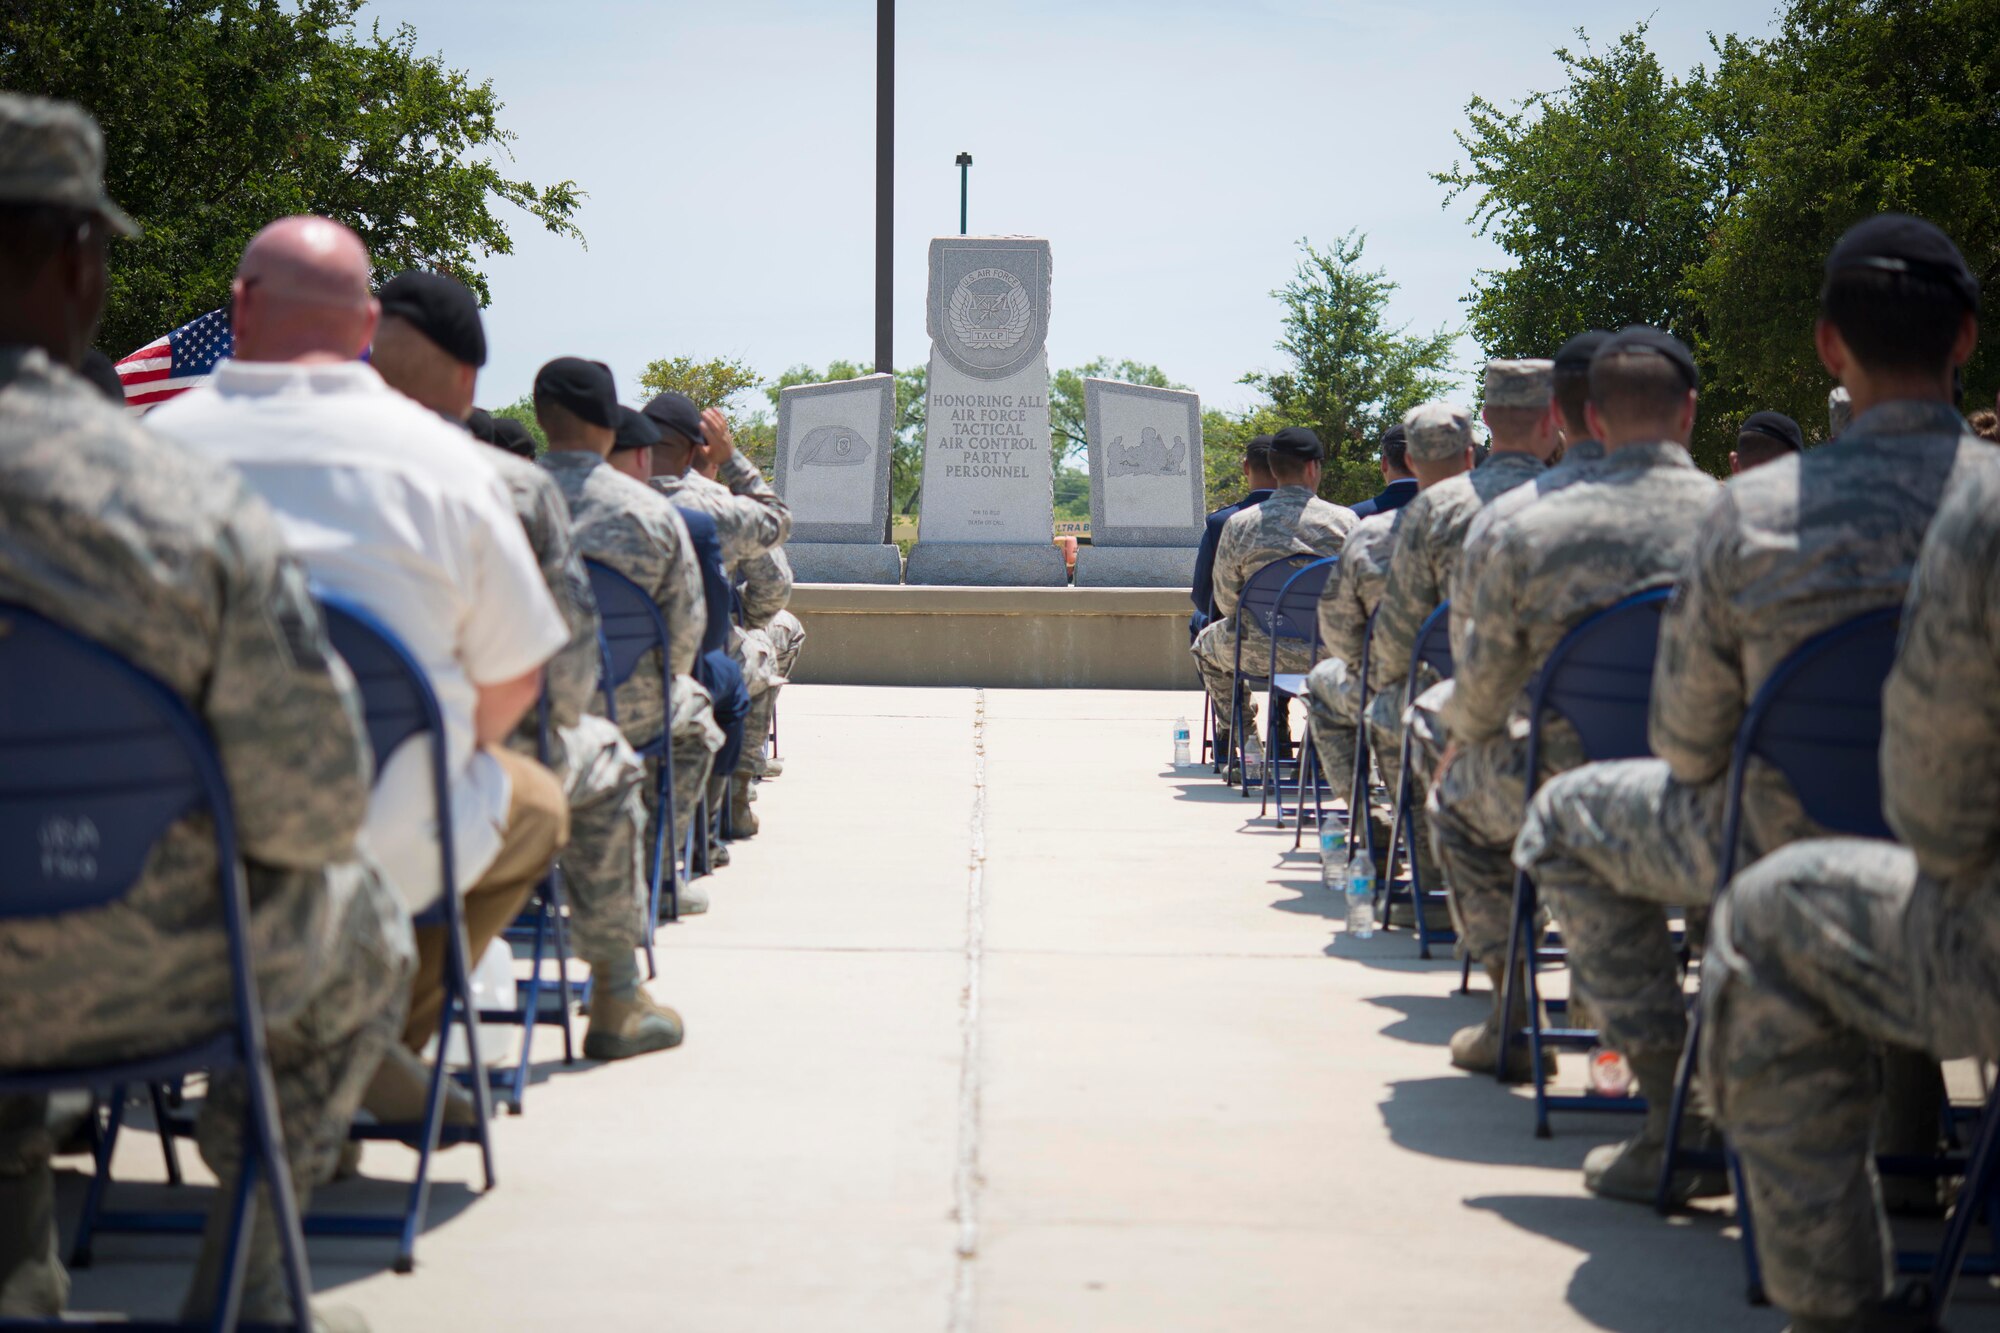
[1729,451,1743,476]
[1815,318,1848,381]
[1584,400,1608,442]
[1951,311,1978,369]
[1681,390,1699,438]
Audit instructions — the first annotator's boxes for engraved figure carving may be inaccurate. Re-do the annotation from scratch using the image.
[794,423,873,469]
[1106,425,1188,477]
[947,267,1031,352]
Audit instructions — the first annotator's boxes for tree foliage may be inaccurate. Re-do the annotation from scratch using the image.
[1,0,585,358]
[494,395,546,454]
[1438,4,1999,472]
[1049,358,1181,470]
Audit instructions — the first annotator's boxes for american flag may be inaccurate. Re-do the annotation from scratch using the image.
[115,308,232,412]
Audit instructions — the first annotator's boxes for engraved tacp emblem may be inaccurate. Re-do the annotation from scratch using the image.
[795,424,873,469]
[1107,426,1188,477]
[927,239,1050,380]
[948,268,1031,354]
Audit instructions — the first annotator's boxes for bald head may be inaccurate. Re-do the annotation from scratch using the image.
[231,215,376,363]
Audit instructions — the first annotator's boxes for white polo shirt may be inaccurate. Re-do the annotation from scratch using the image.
[150,359,568,912]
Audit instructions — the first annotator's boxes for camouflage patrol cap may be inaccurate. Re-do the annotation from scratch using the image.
[0,94,138,236]
[1402,401,1472,463]
[1483,359,1554,409]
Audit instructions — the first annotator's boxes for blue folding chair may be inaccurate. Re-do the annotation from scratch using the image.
[1229,554,1320,793]
[1264,556,1338,820]
[1379,601,1456,959]
[0,603,314,1331]
[1650,608,1912,1302]
[1928,1078,2000,1325]
[1492,586,1672,1136]
[487,692,579,1114]
[583,560,686,972]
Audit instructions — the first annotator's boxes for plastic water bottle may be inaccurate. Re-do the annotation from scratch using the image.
[1319,824,1345,891]
[1241,733,1264,788]
[1172,716,1191,767]
[1346,850,1377,939]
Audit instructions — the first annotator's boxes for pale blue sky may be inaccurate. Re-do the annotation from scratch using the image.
[362,0,1779,415]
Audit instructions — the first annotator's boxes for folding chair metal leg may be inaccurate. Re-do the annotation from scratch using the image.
[1926,1086,2000,1325]
[69,1086,128,1268]
[245,1056,315,1333]
[149,1082,183,1186]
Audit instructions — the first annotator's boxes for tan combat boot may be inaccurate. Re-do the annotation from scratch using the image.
[1448,957,1556,1083]
[360,1043,475,1129]
[0,1167,70,1316]
[582,954,685,1061]
[1581,1050,1730,1204]
[728,775,759,838]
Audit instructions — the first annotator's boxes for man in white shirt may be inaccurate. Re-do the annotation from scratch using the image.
[150,216,572,1118]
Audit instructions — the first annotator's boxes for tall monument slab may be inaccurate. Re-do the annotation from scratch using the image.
[774,373,902,584]
[1074,378,1206,587]
[904,236,1068,586]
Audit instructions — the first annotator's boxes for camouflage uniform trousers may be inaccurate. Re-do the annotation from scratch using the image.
[552,713,648,964]
[1365,670,1445,888]
[1413,680,1584,961]
[1701,841,2000,1325]
[742,612,805,780]
[1191,619,1311,742]
[767,609,806,680]
[1303,656,1363,808]
[0,862,412,1296]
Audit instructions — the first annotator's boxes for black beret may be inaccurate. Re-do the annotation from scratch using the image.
[1595,325,1700,390]
[640,391,705,445]
[1242,433,1275,461]
[1269,425,1325,462]
[489,415,538,460]
[1379,423,1407,450]
[1553,330,1612,372]
[1738,410,1804,454]
[1825,213,1979,313]
[378,271,487,368]
[533,356,619,429]
[612,404,663,453]
[465,406,498,444]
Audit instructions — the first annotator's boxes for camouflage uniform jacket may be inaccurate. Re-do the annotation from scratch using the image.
[737,544,795,630]
[1368,450,1545,693]
[1453,439,1608,610]
[1211,484,1357,629]
[484,446,600,747]
[541,450,705,745]
[1443,441,1719,743]
[1652,402,1994,848]
[1317,510,1401,672]
[1881,449,2000,887]
[0,347,380,1061]
[648,450,792,570]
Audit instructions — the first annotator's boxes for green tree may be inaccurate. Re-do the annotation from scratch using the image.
[2,0,584,358]
[1200,404,1290,512]
[1241,233,1458,506]
[637,354,768,467]
[1688,0,2000,455]
[1049,358,1182,469]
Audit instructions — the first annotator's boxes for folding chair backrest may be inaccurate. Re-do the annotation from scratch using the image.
[1530,587,1672,765]
[1270,557,1338,649]
[317,593,457,910]
[1410,600,1454,686]
[1239,554,1320,637]
[585,560,669,692]
[1721,607,1899,871]
[0,604,234,919]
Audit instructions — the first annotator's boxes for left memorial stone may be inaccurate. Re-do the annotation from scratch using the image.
[775,373,903,584]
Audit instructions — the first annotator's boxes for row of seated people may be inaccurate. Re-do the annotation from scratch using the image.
[1187,210,2000,1333]
[0,94,802,1330]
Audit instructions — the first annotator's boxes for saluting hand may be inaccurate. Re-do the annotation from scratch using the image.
[700,406,735,468]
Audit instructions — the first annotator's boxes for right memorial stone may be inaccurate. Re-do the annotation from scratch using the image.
[1074,377,1205,587]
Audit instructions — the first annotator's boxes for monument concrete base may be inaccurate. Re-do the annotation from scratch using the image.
[787,542,904,585]
[1073,546,1198,588]
[904,541,1068,587]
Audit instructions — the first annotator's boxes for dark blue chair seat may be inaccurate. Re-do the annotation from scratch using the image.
[1260,556,1338,820]
[1381,601,1457,960]
[1226,553,1320,796]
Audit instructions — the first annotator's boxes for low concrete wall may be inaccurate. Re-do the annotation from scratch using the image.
[788,585,1200,690]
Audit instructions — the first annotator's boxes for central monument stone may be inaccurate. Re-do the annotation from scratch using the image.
[903,236,1068,587]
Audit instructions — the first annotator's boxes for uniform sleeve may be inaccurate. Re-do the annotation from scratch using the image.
[1210,514,1250,622]
[738,546,793,629]
[1190,512,1225,616]
[713,450,793,560]
[1367,505,1439,692]
[1319,540,1368,667]
[1882,461,2000,880]
[1645,492,1744,785]
[1441,524,1533,743]
[529,485,601,732]
[207,505,372,868]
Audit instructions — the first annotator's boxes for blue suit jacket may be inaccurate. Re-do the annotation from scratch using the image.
[1349,476,1418,519]
[1189,488,1275,637]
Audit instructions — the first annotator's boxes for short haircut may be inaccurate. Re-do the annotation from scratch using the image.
[1588,350,1692,430]
[1267,451,1314,484]
[1482,403,1545,446]
[0,202,92,289]
[1243,434,1275,477]
[1552,366,1591,436]
[1821,266,1968,375]
[1381,430,1409,474]
[534,395,591,444]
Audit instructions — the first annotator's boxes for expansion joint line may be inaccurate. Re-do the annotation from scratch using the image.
[948,689,989,1333]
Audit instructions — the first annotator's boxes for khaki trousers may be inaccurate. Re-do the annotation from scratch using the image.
[401,747,569,1049]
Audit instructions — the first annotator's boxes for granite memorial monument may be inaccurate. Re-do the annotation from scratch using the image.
[774,372,903,583]
[1074,378,1205,586]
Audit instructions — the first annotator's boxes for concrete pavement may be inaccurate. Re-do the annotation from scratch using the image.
[60,685,1989,1330]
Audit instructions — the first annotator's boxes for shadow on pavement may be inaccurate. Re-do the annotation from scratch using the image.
[1466,1193,1785,1333]
[1380,1076,1622,1169]
[1364,993,1479,1047]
